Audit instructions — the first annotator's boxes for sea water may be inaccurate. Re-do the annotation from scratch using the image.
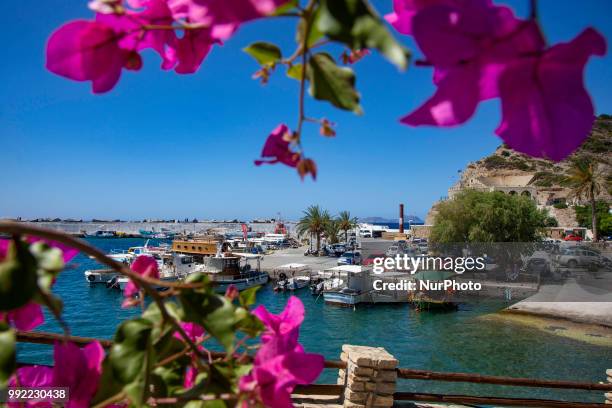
[17,238,611,403]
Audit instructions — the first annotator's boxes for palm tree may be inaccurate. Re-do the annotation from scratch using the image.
[565,158,606,241]
[325,219,342,245]
[296,205,330,252]
[337,210,358,242]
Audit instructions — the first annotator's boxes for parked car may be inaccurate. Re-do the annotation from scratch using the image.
[328,243,347,257]
[521,256,551,277]
[564,234,583,242]
[385,241,408,257]
[556,247,609,270]
[338,251,362,265]
[362,253,385,266]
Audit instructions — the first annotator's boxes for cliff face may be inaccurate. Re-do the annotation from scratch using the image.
[472,115,611,186]
[426,115,612,227]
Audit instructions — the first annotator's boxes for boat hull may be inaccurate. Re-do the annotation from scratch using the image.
[212,272,269,294]
[85,269,119,285]
[323,291,367,306]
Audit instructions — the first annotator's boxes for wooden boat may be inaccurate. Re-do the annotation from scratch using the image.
[408,270,459,312]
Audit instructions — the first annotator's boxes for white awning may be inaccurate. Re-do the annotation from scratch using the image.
[276,263,309,269]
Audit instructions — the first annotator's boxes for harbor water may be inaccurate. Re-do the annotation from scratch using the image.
[17,238,612,403]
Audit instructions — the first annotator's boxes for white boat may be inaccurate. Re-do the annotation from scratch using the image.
[275,276,310,292]
[204,253,269,293]
[322,265,371,306]
[85,269,120,285]
[86,230,117,238]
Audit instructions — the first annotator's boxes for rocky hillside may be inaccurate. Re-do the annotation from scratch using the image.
[426,115,612,226]
[472,114,611,189]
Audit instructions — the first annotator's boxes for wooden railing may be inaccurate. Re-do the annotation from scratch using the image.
[16,330,612,407]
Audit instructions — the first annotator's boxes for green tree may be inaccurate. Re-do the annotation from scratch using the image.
[296,205,330,252]
[336,210,358,242]
[574,200,612,238]
[325,219,342,245]
[565,158,607,240]
[431,190,548,243]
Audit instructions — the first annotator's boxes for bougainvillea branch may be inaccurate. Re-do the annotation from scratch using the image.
[0,222,209,362]
[0,220,324,407]
[43,0,606,176]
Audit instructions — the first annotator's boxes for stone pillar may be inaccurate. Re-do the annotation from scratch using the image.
[606,369,612,404]
[338,345,398,408]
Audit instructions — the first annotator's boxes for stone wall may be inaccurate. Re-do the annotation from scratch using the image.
[338,345,398,407]
[606,368,611,405]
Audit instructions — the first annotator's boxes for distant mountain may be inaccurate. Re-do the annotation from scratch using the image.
[360,216,424,224]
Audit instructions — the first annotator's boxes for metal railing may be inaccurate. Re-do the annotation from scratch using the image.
[16,330,612,407]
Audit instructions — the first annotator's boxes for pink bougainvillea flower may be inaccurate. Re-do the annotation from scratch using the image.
[225,284,239,300]
[239,350,324,408]
[252,295,304,349]
[394,0,606,161]
[97,0,179,70]
[496,28,607,161]
[173,322,206,388]
[0,238,77,331]
[385,0,452,35]
[122,255,159,307]
[168,0,289,40]
[0,237,78,264]
[46,20,138,93]
[0,239,8,259]
[29,237,79,263]
[174,321,206,342]
[9,341,104,408]
[171,28,218,74]
[254,124,301,168]
[240,296,324,408]
[1,302,45,331]
[401,2,545,127]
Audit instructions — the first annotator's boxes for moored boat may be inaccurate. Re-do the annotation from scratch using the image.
[275,276,310,292]
[322,265,370,306]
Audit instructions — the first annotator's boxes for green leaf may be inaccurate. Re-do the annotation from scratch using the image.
[308,52,361,112]
[318,0,410,70]
[110,318,154,384]
[0,240,39,311]
[243,42,282,66]
[297,7,324,47]
[287,63,305,80]
[0,323,16,387]
[91,358,124,405]
[30,242,65,292]
[238,286,259,308]
[273,0,298,16]
[235,308,264,337]
[178,274,238,352]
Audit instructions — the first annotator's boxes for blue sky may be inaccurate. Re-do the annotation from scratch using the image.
[1,0,611,221]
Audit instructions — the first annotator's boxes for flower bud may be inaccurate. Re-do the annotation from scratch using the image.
[225,284,239,300]
[319,119,336,137]
[297,158,317,180]
[124,52,143,71]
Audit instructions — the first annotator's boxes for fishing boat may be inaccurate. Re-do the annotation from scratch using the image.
[86,230,117,238]
[310,274,344,296]
[408,270,459,312]
[204,253,268,293]
[275,276,310,292]
[85,269,120,285]
[322,265,370,306]
[273,263,311,292]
